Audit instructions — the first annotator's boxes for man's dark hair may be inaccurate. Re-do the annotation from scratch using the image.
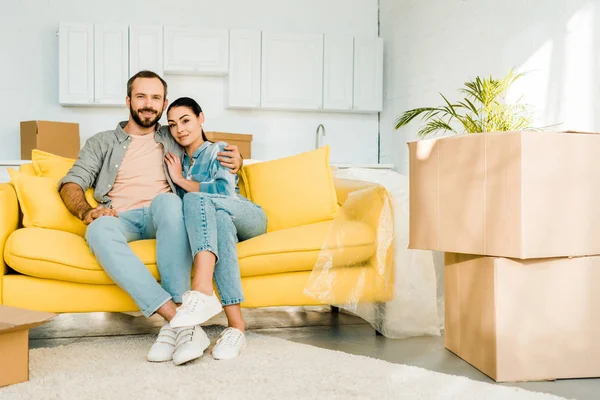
[127,70,168,99]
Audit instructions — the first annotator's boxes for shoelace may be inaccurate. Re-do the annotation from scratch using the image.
[177,292,202,314]
[217,328,242,347]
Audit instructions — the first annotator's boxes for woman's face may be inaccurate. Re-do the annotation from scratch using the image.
[167,106,205,147]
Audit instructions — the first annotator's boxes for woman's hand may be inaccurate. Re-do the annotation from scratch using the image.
[164,151,184,183]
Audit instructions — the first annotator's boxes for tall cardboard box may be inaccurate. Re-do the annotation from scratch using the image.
[0,306,55,387]
[444,253,600,382]
[408,130,600,259]
[20,121,80,160]
[205,131,253,159]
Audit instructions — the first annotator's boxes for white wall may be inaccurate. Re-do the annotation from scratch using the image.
[380,0,600,175]
[0,0,379,163]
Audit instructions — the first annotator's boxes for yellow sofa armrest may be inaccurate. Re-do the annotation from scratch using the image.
[0,183,19,276]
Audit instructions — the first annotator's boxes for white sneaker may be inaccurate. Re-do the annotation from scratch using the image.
[170,290,223,328]
[212,327,246,360]
[172,325,210,366]
[146,323,177,362]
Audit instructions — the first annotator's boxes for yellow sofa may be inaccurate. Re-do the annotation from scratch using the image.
[0,150,393,314]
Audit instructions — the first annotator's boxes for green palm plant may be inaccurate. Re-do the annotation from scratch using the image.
[395,69,535,138]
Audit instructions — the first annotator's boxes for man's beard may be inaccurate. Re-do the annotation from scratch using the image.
[130,106,162,128]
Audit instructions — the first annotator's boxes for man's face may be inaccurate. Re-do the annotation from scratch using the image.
[126,78,167,128]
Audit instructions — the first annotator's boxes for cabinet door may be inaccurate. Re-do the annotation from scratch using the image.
[130,26,163,76]
[94,25,129,106]
[226,30,261,109]
[58,23,94,105]
[323,35,354,111]
[261,32,323,110]
[163,27,229,75]
[353,37,383,112]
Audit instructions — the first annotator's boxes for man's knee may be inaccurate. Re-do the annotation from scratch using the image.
[150,193,183,216]
[85,215,120,244]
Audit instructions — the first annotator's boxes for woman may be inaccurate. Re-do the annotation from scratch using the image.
[164,97,267,360]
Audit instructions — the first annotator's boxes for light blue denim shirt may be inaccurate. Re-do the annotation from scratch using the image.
[178,141,239,198]
[58,122,183,208]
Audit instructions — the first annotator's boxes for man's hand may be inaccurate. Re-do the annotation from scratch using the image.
[82,206,118,225]
[164,151,184,183]
[217,145,243,174]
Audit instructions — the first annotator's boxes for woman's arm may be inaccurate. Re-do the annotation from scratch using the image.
[200,144,237,196]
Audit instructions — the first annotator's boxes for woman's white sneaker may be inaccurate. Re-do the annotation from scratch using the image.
[146,323,178,362]
[212,327,246,360]
[170,290,223,328]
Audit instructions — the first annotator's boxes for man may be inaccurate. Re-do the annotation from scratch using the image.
[58,70,243,366]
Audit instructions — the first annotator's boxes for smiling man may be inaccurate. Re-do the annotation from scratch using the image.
[58,70,243,366]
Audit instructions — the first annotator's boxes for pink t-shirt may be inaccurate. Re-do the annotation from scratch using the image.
[108,133,171,213]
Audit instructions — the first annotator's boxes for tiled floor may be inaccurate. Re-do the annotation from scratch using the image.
[30,307,598,400]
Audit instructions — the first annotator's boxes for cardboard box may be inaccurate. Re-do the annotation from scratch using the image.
[445,253,600,382]
[20,120,80,160]
[408,130,600,259]
[205,131,253,159]
[0,306,56,387]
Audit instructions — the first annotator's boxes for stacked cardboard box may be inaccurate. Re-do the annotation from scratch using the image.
[408,130,600,382]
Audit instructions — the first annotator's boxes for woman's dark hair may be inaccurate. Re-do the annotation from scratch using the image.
[167,97,208,142]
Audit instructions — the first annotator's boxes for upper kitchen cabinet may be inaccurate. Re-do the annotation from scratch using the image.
[59,23,128,106]
[163,27,229,75]
[226,30,261,109]
[130,26,163,76]
[323,34,354,111]
[353,37,383,112]
[261,32,323,110]
[59,23,94,105]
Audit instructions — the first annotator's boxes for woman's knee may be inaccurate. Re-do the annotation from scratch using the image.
[183,192,212,213]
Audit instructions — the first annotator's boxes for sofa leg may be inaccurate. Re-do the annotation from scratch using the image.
[374,302,386,336]
[330,305,339,313]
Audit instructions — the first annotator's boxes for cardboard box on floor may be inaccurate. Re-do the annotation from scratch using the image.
[0,306,56,387]
[20,121,80,160]
[408,130,600,259]
[445,253,600,382]
[205,131,253,159]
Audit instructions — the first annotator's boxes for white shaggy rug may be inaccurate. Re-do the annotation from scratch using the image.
[1,327,564,400]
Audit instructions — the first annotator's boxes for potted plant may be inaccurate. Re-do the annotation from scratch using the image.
[394,69,538,138]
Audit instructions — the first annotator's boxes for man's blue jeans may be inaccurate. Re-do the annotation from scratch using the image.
[85,193,192,317]
[182,192,268,306]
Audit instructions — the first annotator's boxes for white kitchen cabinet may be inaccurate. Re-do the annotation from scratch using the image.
[353,37,383,112]
[163,27,229,75]
[129,26,163,76]
[261,32,323,110]
[323,34,354,111]
[59,23,128,106]
[59,23,94,105]
[226,30,261,109]
[94,25,129,105]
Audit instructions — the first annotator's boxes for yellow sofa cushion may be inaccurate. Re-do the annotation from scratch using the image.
[30,149,97,207]
[4,228,159,284]
[237,219,376,276]
[4,219,376,284]
[240,146,338,232]
[8,169,88,237]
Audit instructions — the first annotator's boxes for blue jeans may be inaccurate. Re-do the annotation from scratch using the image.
[85,193,192,317]
[182,192,267,306]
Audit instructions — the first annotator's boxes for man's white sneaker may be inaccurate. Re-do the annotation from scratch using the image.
[172,324,210,366]
[212,327,246,360]
[146,323,177,362]
[170,290,223,328]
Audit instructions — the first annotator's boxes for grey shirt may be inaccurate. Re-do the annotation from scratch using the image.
[58,121,183,209]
